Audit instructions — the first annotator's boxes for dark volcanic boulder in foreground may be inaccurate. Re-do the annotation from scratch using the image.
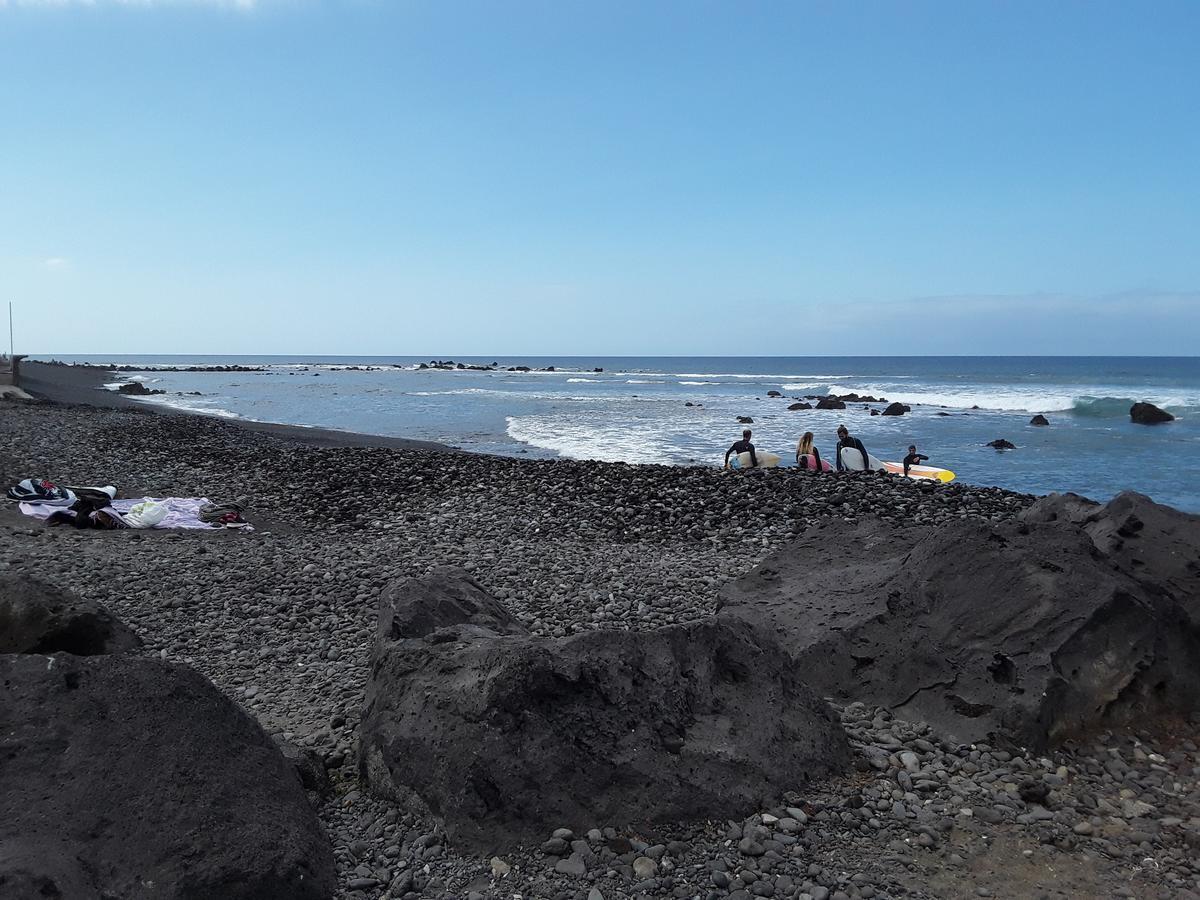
[0,575,141,655]
[361,569,850,852]
[1024,491,1200,628]
[1130,401,1175,424]
[717,518,1200,752]
[0,653,336,900]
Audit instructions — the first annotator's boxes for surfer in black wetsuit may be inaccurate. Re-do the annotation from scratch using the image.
[835,425,871,472]
[902,445,929,476]
[724,429,758,469]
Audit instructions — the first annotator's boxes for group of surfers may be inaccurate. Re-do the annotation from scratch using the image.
[724,425,930,475]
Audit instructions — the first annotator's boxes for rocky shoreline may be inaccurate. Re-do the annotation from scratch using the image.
[2,393,1198,900]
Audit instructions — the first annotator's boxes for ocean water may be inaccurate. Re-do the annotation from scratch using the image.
[45,355,1200,512]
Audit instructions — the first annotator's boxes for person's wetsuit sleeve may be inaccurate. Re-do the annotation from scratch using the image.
[813,446,822,471]
[724,443,735,465]
[835,439,845,471]
[749,444,758,468]
[855,438,870,469]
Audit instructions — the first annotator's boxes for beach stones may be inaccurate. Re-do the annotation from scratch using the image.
[717,516,1200,751]
[0,575,141,655]
[1130,402,1175,424]
[360,568,850,851]
[0,653,336,900]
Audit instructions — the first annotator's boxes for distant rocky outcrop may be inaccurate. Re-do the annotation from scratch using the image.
[987,439,1016,450]
[0,653,337,900]
[1130,402,1174,425]
[360,569,850,852]
[788,402,812,411]
[0,576,141,655]
[736,416,754,424]
[815,397,846,410]
[881,402,910,417]
[1030,415,1050,426]
[717,516,1200,751]
[767,390,782,398]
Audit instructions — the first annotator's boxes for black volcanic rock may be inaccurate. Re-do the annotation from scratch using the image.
[988,439,1017,449]
[788,402,812,411]
[1024,491,1200,629]
[881,402,910,417]
[1130,402,1174,425]
[717,517,1200,751]
[1030,414,1050,426]
[361,569,850,851]
[816,397,846,410]
[0,576,141,655]
[0,653,336,900]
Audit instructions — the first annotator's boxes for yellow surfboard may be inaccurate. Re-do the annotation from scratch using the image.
[883,460,956,482]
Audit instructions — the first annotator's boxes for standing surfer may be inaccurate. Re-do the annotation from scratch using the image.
[902,444,930,476]
[724,429,758,469]
[835,425,871,472]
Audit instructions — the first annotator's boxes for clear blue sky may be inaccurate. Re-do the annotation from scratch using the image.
[3,0,1198,355]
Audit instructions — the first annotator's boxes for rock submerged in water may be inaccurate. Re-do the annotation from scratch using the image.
[815,397,846,410]
[736,415,753,423]
[1130,401,1174,425]
[717,513,1200,751]
[1030,414,1050,426]
[881,402,910,417]
[360,568,850,852]
[0,653,337,900]
[117,381,165,396]
[787,401,812,411]
[0,575,141,655]
[988,438,1016,449]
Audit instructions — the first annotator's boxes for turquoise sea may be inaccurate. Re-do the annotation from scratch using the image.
[43,355,1200,513]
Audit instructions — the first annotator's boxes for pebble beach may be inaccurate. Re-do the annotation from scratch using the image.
[3,376,1199,900]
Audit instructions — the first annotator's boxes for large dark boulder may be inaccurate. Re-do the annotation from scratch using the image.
[361,569,850,852]
[788,402,812,411]
[717,518,1200,752]
[0,575,141,655]
[881,402,910,416]
[1130,402,1174,425]
[1024,491,1200,629]
[987,438,1016,450]
[1030,414,1050,426]
[0,653,337,900]
[815,397,846,410]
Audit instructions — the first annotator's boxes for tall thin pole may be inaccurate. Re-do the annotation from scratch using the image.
[7,302,12,359]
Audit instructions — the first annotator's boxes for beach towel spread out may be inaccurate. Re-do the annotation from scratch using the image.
[18,497,250,531]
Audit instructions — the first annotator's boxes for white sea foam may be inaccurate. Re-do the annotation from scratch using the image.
[506,415,681,464]
[566,377,601,383]
[625,379,665,384]
[678,380,718,386]
[133,395,248,420]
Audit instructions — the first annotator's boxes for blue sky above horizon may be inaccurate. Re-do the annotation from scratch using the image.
[2,0,1198,355]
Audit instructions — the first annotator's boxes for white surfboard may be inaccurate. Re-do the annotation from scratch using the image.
[838,446,885,472]
[733,450,782,469]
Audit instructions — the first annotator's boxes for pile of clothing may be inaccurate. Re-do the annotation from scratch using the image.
[6,478,252,531]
